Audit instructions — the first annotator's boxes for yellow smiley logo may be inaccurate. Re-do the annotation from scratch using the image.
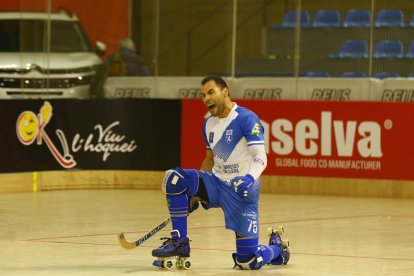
[16,111,38,145]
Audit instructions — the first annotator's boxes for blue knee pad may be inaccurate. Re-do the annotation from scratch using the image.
[232,237,274,270]
[161,168,199,196]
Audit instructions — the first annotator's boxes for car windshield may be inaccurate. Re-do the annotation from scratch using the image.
[0,19,92,52]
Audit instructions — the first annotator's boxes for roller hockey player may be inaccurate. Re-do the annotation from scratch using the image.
[152,76,290,270]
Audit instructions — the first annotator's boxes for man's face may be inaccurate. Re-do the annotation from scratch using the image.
[200,80,228,117]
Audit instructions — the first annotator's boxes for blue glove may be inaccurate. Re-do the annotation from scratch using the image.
[188,199,200,214]
[231,174,255,197]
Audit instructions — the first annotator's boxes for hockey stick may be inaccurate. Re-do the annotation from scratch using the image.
[118,217,171,249]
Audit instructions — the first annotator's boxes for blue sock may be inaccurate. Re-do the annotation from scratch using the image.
[236,236,259,255]
[167,194,188,238]
[269,245,283,265]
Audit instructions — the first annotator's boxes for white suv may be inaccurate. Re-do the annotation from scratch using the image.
[0,10,105,99]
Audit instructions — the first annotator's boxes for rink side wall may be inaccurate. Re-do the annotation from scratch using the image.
[1,171,414,199]
[1,95,413,198]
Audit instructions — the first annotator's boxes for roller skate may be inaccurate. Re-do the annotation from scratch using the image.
[267,226,290,265]
[152,230,191,270]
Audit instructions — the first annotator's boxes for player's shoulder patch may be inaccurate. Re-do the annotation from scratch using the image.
[251,122,261,136]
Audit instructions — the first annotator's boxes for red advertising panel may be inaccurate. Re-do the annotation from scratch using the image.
[181,99,414,180]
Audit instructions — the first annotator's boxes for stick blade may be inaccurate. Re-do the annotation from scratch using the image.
[118,233,136,249]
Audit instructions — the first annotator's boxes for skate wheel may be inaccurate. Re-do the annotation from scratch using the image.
[267,227,274,237]
[277,226,284,236]
[176,259,191,270]
[183,260,191,269]
[162,260,173,269]
[284,240,290,247]
[267,226,284,236]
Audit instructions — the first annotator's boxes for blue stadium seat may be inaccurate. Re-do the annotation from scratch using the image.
[373,72,400,79]
[341,72,367,78]
[303,72,331,77]
[343,9,371,27]
[272,10,311,28]
[373,40,404,58]
[406,41,414,58]
[408,73,414,78]
[329,40,368,58]
[312,10,341,28]
[375,9,405,27]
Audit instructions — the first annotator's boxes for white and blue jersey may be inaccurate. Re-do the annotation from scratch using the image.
[202,103,265,182]
[198,103,265,237]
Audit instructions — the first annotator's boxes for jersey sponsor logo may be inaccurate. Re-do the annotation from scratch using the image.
[223,163,239,174]
[209,132,214,143]
[251,123,261,136]
[225,129,233,143]
[241,211,257,219]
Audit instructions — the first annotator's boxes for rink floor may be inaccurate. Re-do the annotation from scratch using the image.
[1,189,414,275]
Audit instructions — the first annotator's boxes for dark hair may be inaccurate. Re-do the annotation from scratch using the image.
[201,75,228,90]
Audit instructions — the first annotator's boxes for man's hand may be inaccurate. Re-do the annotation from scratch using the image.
[231,174,255,197]
[188,196,201,214]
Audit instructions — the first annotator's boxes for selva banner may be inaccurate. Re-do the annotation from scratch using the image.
[1,99,181,172]
[181,99,414,180]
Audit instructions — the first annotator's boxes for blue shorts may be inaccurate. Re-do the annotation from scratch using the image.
[197,171,260,238]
